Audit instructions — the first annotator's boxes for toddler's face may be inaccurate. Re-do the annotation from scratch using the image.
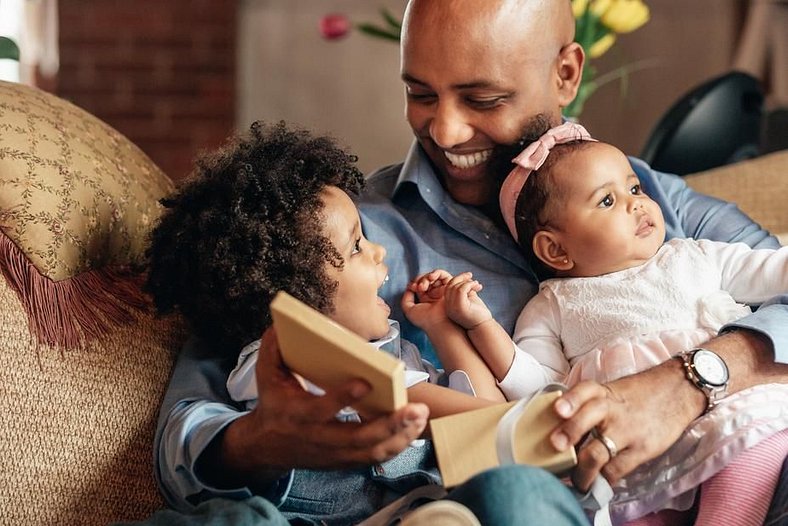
[547,143,666,277]
[320,186,392,341]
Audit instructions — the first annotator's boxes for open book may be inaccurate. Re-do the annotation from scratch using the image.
[430,390,577,488]
[269,291,407,413]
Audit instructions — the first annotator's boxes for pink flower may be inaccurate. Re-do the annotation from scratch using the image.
[319,13,351,40]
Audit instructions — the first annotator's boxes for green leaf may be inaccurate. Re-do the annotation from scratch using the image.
[380,7,402,30]
[0,36,20,61]
[357,23,400,42]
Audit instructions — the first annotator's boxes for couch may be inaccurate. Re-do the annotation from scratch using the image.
[0,80,786,525]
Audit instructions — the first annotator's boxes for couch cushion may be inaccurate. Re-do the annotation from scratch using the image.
[0,81,185,523]
[0,275,183,524]
[0,80,172,280]
[684,150,788,245]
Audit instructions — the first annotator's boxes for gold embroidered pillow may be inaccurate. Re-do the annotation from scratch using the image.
[0,80,173,279]
[0,80,175,347]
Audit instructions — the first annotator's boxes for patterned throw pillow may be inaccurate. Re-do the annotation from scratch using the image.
[0,80,175,347]
[0,80,172,279]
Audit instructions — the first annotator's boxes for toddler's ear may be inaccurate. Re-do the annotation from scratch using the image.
[532,231,574,272]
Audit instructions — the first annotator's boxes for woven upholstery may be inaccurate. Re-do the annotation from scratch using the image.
[684,150,788,244]
[0,276,183,524]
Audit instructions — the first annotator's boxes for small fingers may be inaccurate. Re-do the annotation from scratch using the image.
[446,272,474,287]
[401,289,417,311]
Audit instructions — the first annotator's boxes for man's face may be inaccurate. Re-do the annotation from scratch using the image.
[401,1,577,206]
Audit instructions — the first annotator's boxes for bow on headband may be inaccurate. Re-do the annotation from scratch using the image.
[499,122,596,242]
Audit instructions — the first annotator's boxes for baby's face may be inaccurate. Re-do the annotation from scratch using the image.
[320,186,392,341]
[548,143,666,277]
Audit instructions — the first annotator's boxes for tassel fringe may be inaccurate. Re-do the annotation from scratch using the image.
[0,231,151,349]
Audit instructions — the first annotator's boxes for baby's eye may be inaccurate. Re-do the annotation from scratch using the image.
[351,237,362,255]
[630,184,642,195]
[598,194,614,208]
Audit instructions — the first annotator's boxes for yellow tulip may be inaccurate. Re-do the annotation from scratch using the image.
[591,0,614,17]
[588,33,616,58]
[571,0,588,18]
[601,0,650,33]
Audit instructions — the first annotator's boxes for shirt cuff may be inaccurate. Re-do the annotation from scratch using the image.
[157,400,295,510]
[721,295,788,364]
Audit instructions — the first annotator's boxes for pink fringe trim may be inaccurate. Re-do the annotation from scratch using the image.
[0,230,151,349]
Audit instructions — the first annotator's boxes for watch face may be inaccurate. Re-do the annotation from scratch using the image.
[693,350,728,386]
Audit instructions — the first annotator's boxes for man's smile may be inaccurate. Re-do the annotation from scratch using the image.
[444,149,493,169]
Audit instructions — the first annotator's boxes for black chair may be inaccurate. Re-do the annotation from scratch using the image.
[640,72,764,175]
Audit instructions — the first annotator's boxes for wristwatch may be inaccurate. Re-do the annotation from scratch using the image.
[676,348,729,414]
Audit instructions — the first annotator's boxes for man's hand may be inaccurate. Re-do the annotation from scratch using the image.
[210,328,429,492]
[548,365,697,492]
[549,329,784,492]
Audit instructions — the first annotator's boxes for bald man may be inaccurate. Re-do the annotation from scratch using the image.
[154,1,788,523]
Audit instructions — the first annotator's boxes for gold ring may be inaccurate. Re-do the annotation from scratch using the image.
[591,427,618,459]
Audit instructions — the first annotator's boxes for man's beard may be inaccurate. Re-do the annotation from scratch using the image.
[486,113,555,209]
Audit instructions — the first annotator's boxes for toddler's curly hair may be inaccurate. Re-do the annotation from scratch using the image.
[146,121,365,354]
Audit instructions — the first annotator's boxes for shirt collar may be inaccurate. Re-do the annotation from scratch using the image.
[370,319,401,357]
[391,140,435,198]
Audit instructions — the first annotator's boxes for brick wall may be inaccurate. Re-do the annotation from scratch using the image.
[57,0,236,182]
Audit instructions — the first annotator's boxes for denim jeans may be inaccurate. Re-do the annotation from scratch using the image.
[446,465,588,525]
[125,465,588,526]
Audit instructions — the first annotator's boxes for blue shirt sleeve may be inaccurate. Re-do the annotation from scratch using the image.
[632,157,787,364]
[154,338,293,510]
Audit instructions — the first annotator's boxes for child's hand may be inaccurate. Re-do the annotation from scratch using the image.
[401,269,454,330]
[444,273,492,329]
[408,269,453,302]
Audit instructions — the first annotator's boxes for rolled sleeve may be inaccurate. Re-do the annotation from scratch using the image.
[722,296,788,364]
[157,399,296,510]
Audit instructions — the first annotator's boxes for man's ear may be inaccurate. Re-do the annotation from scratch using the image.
[556,42,584,108]
[533,230,574,271]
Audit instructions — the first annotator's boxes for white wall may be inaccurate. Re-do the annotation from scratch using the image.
[237,0,411,176]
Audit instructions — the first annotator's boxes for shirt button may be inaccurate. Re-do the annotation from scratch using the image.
[374,465,385,475]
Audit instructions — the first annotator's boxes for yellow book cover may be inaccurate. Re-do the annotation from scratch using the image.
[431,391,577,488]
[270,291,407,414]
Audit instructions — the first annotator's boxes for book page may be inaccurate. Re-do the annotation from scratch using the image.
[270,291,407,413]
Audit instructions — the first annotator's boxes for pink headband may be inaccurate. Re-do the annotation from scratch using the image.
[499,122,596,242]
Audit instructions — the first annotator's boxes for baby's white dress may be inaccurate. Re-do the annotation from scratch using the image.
[499,238,788,522]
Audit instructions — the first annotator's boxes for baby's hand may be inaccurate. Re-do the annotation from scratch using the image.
[444,273,492,329]
[407,269,453,302]
[401,269,455,330]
